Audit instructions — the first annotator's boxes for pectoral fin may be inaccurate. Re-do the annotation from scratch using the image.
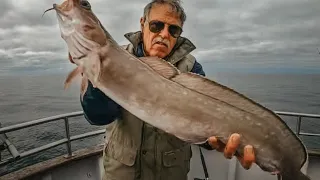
[69,52,75,64]
[139,57,180,79]
[80,75,88,101]
[80,50,102,88]
[64,66,83,89]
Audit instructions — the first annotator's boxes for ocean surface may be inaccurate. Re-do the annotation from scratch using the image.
[0,71,320,175]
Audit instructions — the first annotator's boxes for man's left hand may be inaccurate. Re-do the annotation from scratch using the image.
[207,133,256,169]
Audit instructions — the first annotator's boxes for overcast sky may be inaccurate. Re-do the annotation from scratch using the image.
[0,0,319,75]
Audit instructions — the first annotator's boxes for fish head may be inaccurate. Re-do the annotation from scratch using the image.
[54,0,106,45]
[49,0,107,60]
[44,0,108,91]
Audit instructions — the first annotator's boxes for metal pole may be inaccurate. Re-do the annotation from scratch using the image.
[0,122,2,161]
[296,116,302,136]
[199,147,210,180]
[64,117,73,157]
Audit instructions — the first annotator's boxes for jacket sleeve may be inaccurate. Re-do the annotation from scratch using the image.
[80,81,123,125]
[191,60,206,76]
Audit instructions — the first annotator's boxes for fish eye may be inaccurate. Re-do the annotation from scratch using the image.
[80,0,91,9]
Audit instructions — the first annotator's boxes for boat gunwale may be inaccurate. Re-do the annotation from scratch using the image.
[0,110,320,178]
[1,145,320,180]
[0,144,104,180]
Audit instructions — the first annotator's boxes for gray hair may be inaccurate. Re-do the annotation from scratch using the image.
[143,0,187,26]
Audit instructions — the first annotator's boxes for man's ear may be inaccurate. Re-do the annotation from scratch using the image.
[140,17,145,31]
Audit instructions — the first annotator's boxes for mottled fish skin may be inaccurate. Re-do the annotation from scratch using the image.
[81,44,311,180]
[50,1,311,180]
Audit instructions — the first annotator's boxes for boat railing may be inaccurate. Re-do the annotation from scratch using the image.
[0,110,320,169]
[275,111,320,138]
[0,111,105,167]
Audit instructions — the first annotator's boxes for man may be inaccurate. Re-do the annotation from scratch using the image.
[81,0,255,179]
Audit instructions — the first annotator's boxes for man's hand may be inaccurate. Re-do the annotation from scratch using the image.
[207,133,255,169]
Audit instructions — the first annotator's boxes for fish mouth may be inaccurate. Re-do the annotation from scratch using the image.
[54,4,72,22]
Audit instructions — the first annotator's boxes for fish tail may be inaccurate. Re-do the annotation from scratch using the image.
[280,171,311,180]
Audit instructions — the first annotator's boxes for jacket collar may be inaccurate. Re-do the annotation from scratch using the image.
[124,31,196,64]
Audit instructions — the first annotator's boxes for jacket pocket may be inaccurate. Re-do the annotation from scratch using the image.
[105,142,137,166]
[161,146,192,180]
[103,143,137,180]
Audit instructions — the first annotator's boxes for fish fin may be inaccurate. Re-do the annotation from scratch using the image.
[171,72,279,121]
[81,50,101,88]
[281,170,311,180]
[80,75,88,101]
[193,139,208,145]
[64,66,83,89]
[68,53,75,64]
[139,57,180,79]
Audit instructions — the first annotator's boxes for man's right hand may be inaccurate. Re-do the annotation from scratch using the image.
[207,133,256,170]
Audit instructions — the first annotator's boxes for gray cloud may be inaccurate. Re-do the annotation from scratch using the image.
[0,0,319,75]
[183,0,320,62]
[0,0,12,17]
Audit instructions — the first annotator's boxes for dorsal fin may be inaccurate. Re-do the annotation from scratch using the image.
[171,72,280,120]
[138,55,279,120]
[139,57,180,79]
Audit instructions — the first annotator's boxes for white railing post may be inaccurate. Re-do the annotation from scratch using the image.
[64,117,73,158]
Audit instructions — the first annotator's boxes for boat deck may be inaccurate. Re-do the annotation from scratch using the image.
[0,111,319,180]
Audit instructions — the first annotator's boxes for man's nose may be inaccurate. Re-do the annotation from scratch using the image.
[159,25,170,39]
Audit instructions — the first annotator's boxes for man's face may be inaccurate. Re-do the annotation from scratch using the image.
[141,4,182,58]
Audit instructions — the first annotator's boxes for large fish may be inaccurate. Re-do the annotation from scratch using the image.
[44,0,311,179]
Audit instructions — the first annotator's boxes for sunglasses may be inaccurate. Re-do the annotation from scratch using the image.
[148,20,183,38]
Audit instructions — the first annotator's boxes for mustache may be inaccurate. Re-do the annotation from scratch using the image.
[152,37,169,47]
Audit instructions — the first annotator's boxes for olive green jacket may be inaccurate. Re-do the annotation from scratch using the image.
[102,31,201,180]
